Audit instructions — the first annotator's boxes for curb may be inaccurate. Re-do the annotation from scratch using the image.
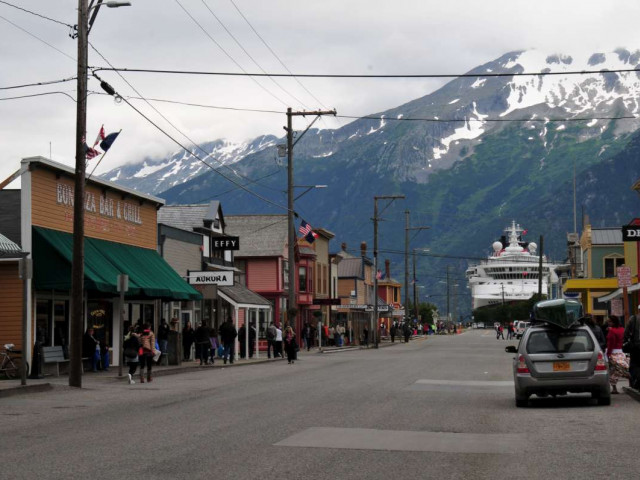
[0,383,53,398]
[623,386,640,403]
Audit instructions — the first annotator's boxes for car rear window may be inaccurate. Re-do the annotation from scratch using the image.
[526,330,594,354]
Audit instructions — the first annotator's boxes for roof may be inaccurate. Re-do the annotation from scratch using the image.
[218,283,272,308]
[299,246,316,256]
[591,228,622,245]
[158,204,209,232]
[338,257,363,278]
[0,232,22,257]
[225,215,288,257]
[22,156,164,206]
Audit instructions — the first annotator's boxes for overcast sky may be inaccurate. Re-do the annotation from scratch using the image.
[1,0,640,181]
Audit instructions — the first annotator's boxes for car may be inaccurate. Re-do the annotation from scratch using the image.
[477,322,485,329]
[515,321,530,339]
[505,299,611,407]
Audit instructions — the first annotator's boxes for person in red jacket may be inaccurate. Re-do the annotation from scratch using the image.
[606,315,629,394]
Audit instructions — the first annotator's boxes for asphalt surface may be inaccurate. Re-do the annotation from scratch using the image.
[1,330,639,479]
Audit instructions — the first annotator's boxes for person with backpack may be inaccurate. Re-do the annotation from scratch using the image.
[138,324,156,383]
[219,317,237,365]
[123,326,140,385]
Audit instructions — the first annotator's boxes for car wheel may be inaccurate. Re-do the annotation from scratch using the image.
[597,395,611,406]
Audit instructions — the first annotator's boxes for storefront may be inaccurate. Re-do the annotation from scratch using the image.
[1,156,201,367]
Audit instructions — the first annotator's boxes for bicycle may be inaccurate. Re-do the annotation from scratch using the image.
[0,344,24,379]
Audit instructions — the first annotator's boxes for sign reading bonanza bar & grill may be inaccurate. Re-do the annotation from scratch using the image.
[187,270,233,286]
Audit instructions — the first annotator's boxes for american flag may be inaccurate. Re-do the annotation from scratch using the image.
[299,220,313,236]
[84,143,100,160]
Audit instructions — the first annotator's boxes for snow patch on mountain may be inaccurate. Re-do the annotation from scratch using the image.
[433,102,487,160]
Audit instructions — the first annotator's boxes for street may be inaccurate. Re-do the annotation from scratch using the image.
[2,329,639,479]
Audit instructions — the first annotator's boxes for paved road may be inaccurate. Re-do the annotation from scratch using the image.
[2,330,639,479]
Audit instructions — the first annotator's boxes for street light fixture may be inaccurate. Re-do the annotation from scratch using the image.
[70,0,131,388]
[293,185,327,201]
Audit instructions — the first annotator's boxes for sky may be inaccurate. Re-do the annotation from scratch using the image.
[2,0,640,182]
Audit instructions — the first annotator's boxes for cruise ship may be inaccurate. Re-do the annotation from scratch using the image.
[466,221,560,310]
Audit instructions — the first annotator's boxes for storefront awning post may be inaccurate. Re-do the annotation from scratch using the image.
[234,306,239,363]
[244,308,249,360]
[254,309,259,359]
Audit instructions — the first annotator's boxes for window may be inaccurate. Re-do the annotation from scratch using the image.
[527,329,594,354]
[604,256,625,278]
[299,266,308,292]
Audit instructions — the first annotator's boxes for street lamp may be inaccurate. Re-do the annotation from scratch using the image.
[70,0,131,388]
[293,185,327,201]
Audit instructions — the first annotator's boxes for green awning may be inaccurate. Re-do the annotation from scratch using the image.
[33,227,201,300]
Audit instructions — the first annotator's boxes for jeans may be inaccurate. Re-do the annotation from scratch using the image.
[267,340,274,358]
[159,339,168,354]
[196,343,209,363]
[127,361,138,376]
[223,343,235,363]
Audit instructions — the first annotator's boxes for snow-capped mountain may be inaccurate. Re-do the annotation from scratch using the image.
[101,135,278,195]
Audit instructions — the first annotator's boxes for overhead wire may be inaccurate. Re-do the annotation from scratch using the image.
[0,13,75,62]
[0,76,76,91]
[0,0,73,28]
[200,0,307,109]
[0,90,76,102]
[173,0,288,108]
[227,0,327,110]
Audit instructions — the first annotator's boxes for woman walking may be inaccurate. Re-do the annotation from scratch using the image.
[182,321,195,361]
[123,326,140,384]
[284,326,298,364]
[139,323,156,383]
[606,316,629,394]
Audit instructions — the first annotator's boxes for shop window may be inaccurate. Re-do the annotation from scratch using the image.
[88,300,113,349]
[53,300,69,354]
[36,300,52,346]
[299,266,308,292]
[604,256,625,278]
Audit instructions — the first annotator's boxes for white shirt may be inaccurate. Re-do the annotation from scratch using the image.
[275,328,283,341]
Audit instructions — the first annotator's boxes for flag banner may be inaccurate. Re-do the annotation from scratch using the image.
[521,229,528,236]
[376,269,383,280]
[299,220,312,236]
[304,231,316,244]
[85,143,100,159]
[100,131,120,152]
[93,125,105,147]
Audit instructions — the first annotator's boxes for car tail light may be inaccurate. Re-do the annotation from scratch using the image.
[517,355,530,374]
[595,351,607,371]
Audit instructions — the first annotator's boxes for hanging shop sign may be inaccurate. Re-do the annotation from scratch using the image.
[187,270,233,286]
[622,223,640,241]
[211,236,240,251]
[313,298,341,305]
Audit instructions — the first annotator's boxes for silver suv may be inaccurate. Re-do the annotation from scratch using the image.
[506,324,610,407]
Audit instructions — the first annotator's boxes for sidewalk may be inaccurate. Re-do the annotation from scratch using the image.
[0,337,425,397]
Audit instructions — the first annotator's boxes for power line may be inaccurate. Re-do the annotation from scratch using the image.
[200,0,307,109]
[0,76,77,91]
[0,90,76,102]
[227,0,327,110]
[173,0,287,108]
[91,65,640,79]
[89,42,282,193]
[0,13,75,62]
[0,0,73,28]
[93,73,292,214]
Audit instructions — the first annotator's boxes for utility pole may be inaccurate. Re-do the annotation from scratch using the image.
[70,0,89,389]
[413,249,418,322]
[404,211,429,324]
[285,108,336,331]
[373,195,404,348]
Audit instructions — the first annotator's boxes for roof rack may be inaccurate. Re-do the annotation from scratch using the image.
[531,299,584,329]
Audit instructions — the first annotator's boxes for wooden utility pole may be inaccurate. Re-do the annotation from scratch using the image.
[285,108,336,331]
[70,0,89,388]
[404,211,429,323]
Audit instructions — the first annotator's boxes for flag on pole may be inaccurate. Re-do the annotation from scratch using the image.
[304,231,316,244]
[100,131,120,152]
[521,229,528,236]
[85,143,100,160]
[93,125,105,148]
[299,220,312,236]
[376,269,383,280]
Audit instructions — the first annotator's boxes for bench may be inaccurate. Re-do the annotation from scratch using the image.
[42,346,69,377]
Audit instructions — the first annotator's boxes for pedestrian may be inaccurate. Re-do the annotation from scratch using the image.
[195,322,210,365]
[266,322,277,358]
[607,316,629,394]
[275,323,283,358]
[624,306,640,390]
[403,323,411,343]
[238,323,247,359]
[182,321,195,361]
[158,319,170,357]
[123,326,140,384]
[208,327,218,365]
[99,340,110,372]
[390,324,396,343]
[138,323,156,383]
[497,324,505,340]
[585,315,606,352]
[328,325,335,346]
[219,317,237,365]
[333,324,341,347]
[248,323,257,358]
[303,322,313,351]
[284,326,298,364]
[507,323,514,340]
[82,327,100,372]
[363,325,369,347]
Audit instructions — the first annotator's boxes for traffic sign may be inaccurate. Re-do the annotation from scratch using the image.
[617,266,632,288]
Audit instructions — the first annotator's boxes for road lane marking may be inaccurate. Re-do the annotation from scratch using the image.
[275,427,525,454]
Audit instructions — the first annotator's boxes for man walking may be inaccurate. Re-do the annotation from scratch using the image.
[390,323,396,343]
[219,317,237,365]
[275,323,283,358]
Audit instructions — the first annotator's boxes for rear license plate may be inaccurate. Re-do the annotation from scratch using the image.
[553,361,570,372]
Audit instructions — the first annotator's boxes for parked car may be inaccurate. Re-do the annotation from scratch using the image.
[515,321,530,339]
[505,299,610,407]
[477,322,485,329]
